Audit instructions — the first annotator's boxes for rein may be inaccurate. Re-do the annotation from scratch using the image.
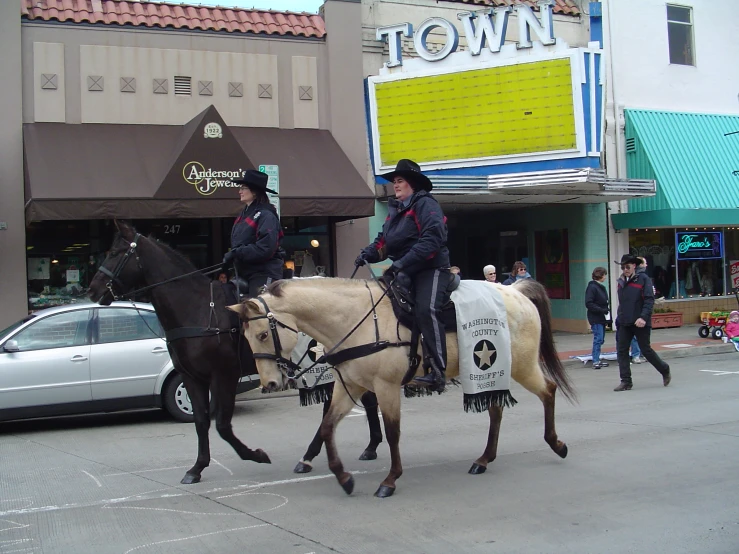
[98,234,237,343]
[99,234,224,301]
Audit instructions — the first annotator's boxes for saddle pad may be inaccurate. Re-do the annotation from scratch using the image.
[451,281,516,412]
[291,332,336,406]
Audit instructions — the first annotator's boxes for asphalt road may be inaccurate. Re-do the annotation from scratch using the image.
[1,352,738,554]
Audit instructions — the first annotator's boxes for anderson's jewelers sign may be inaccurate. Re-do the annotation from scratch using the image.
[182,162,245,196]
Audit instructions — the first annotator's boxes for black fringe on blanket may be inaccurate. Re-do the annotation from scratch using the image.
[299,382,333,407]
[463,390,518,413]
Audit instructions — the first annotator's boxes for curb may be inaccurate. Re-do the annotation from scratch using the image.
[561,342,735,370]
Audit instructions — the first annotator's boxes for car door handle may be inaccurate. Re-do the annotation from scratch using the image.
[151,347,168,353]
[70,355,88,362]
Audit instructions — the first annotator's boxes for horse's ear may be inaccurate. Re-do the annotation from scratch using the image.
[115,219,136,240]
[227,304,245,318]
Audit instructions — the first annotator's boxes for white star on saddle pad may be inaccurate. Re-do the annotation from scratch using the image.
[474,342,496,369]
[310,343,325,356]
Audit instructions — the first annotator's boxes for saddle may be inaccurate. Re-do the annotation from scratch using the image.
[383,272,458,333]
[381,271,459,387]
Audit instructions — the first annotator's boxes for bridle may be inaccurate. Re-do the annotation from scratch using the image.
[246,296,305,378]
[244,281,410,394]
[97,233,144,301]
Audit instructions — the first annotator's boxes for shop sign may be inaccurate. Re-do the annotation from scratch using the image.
[376,0,556,67]
[182,161,244,196]
[730,261,739,290]
[675,231,723,260]
[258,164,280,216]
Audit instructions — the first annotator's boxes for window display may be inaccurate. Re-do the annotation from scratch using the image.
[630,228,736,300]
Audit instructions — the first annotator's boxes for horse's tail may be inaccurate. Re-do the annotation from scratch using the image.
[514,280,577,403]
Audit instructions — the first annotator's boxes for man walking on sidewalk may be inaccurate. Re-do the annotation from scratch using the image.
[613,254,672,391]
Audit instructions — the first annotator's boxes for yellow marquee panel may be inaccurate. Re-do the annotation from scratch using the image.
[373,58,578,168]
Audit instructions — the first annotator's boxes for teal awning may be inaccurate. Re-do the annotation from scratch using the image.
[611,109,739,229]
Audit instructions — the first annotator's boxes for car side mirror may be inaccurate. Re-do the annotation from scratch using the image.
[3,340,20,353]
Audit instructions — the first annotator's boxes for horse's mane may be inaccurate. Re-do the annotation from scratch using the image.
[267,277,372,298]
[146,234,199,274]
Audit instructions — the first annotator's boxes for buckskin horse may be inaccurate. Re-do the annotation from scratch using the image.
[230,277,576,498]
[88,220,382,485]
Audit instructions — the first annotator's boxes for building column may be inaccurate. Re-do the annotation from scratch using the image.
[323,0,375,277]
[0,2,28,327]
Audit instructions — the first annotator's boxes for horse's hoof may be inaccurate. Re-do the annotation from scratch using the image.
[557,444,568,459]
[293,461,313,474]
[468,463,487,475]
[358,450,377,461]
[254,449,272,464]
[374,484,395,498]
[180,473,201,484]
[340,475,354,495]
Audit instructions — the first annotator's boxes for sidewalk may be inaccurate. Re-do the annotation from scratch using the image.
[555,324,736,368]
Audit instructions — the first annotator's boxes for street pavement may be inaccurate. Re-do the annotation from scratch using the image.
[1,336,738,553]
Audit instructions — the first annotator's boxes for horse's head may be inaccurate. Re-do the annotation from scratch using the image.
[229,296,299,392]
[88,220,146,305]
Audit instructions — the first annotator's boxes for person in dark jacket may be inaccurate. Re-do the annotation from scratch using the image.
[585,266,610,369]
[502,261,533,285]
[613,254,671,391]
[222,169,284,297]
[355,159,451,391]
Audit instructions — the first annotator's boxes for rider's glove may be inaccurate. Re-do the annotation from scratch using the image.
[354,253,368,267]
[222,250,236,270]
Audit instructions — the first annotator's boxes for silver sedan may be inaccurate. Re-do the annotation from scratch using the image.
[0,302,259,423]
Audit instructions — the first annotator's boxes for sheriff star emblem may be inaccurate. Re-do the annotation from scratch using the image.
[307,339,326,362]
[473,340,497,371]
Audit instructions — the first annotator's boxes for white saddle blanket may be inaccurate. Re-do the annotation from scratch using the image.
[450,281,513,411]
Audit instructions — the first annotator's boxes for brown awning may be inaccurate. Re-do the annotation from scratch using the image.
[231,127,374,217]
[23,105,374,221]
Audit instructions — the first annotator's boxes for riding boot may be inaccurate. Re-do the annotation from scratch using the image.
[412,357,446,392]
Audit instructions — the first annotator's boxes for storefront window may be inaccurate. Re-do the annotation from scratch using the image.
[27,216,336,312]
[724,228,739,293]
[280,218,332,278]
[26,219,215,312]
[630,228,732,299]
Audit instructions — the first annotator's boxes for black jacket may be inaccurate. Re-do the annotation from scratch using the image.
[585,280,609,325]
[230,201,284,279]
[362,190,449,277]
[617,271,655,326]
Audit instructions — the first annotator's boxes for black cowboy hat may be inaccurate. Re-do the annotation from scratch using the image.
[231,169,278,195]
[380,159,433,192]
[614,254,639,265]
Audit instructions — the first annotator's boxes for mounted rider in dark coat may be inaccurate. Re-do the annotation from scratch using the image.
[355,159,452,392]
[222,169,284,297]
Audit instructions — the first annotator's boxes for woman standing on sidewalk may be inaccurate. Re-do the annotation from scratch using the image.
[585,267,610,369]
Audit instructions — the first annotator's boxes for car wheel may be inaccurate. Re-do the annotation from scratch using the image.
[162,374,214,423]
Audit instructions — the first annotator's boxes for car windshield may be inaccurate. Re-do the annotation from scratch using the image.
[0,314,36,340]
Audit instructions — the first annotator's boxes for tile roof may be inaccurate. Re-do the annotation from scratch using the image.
[21,0,326,38]
[439,0,581,16]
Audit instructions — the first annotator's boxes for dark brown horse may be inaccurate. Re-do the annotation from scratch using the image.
[88,220,381,484]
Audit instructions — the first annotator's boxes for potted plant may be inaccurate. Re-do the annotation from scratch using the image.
[651,306,683,329]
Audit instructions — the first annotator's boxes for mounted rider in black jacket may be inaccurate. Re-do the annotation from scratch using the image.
[356,159,451,392]
[222,169,284,297]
